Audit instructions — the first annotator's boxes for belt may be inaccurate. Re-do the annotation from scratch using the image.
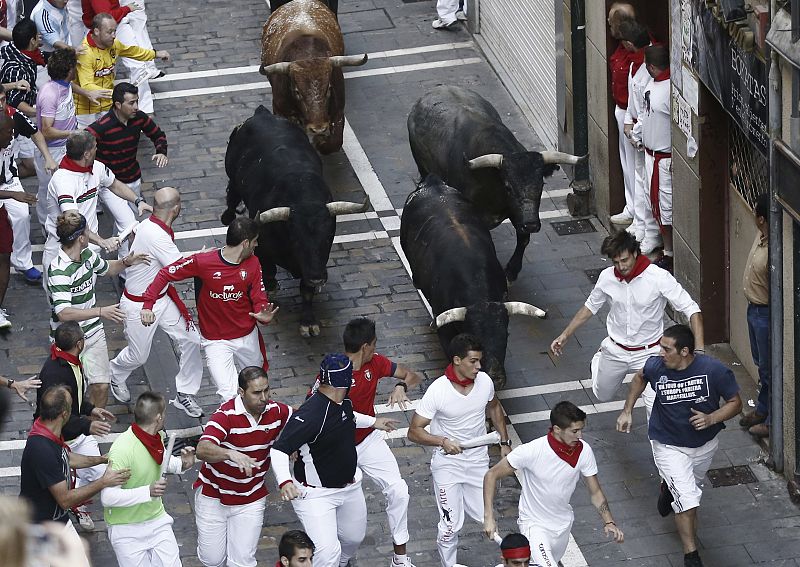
[612,338,660,352]
[644,147,671,158]
[748,302,768,308]
[123,289,166,303]
[302,478,355,489]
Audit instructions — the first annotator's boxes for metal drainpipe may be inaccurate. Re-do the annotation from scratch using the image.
[768,48,784,473]
[566,0,593,216]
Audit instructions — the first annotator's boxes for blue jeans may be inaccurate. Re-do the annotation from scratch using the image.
[747,303,770,417]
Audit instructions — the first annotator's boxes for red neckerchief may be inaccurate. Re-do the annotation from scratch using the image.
[149,215,175,240]
[547,428,583,468]
[21,48,46,66]
[86,32,99,49]
[131,423,165,464]
[29,418,71,451]
[50,343,82,370]
[630,48,645,75]
[444,363,473,387]
[654,67,670,82]
[59,156,93,173]
[614,254,650,283]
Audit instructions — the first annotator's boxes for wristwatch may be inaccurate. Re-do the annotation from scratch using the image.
[134,196,146,207]
[6,378,14,389]
[499,439,512,447]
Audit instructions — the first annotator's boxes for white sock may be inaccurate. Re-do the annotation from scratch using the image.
[663,250,674,257]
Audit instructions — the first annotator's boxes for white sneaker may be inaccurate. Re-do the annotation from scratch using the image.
[455,9,467,21]
[390,558,416,567]
[0,308,11,330]
[625,225,644,242]
[75,506,94,531]
[609,211,634,226]
[640,235,663,255]
[432,18,457,29]
[110,380,131,403]
[171,393,203,418]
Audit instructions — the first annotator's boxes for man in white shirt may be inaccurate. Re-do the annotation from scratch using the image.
[641,44,674,271]
[483,402,624,566]
[550,230,704,409]
[620,19,660,254]
[407,333,511,567]
[108,186,203,417]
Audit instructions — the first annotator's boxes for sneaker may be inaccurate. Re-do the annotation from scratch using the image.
[739,411,766,427]
[625,226,644,242]
[390,556,416,567]
[748,422,769,438]
[22,267,42,284]
[657,480,674,517]
[654,254,673,273]
[683,550,704,567]
[75,506,94,531]
[171,392,203,418]
[609,211,634,226]
[110,380,131,403]
[0,308,11,330]
[455,9,467,20]
[432,18,458,29]
[640,235,663,254]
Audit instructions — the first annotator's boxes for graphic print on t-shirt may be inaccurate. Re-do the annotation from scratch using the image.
[654,374,710,405]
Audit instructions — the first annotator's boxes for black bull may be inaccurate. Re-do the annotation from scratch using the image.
[407,85,586,283]
[222,106,368,337]
[400,175,546,388]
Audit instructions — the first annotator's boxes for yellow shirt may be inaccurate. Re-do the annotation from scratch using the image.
[743,232,769,305]
[74,36,155,115]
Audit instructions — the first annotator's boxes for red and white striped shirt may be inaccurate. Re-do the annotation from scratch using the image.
[194,396,291,506]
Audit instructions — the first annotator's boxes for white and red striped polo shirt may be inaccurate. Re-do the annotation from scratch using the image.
[194,395,291,505]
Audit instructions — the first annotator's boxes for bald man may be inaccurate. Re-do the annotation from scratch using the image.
[608,2,639,229]
[109,187,204,418]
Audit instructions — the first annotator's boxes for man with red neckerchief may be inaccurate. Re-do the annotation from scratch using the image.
[484,402,623,567]
[109,186,203,418]
[550,230,703,412]
[408,333,510,567]
[101,391,196,567]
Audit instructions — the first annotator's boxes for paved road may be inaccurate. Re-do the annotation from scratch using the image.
[1,0,797,565]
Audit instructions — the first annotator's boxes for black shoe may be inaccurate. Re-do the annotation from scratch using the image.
[658,480,674,517]
[739,411,766,427]
[684,550,703,567]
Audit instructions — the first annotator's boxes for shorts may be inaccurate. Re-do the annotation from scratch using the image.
[81,328,111,384]
[14,136,34,160]
[651,437,719,513]
[0,205,11,254]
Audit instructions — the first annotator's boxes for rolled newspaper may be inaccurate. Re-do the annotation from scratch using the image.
[160,433,176,478]
[459,431,501,449]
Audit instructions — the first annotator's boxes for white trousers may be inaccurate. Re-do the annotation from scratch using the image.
[76,112,102,129]
[652,437,718,514]
[66,0,88,48]
[194,490,265,567]
[436,0,465,24]
[111,294,203,394]
[631,147,660,241]
[615,105,636,217]
[108,513,182,567]
[68,434,106,486]
[520,520,571,566]
[116,5,158,114]
[0,177,34,271]
[357,429,410,545]
[202,327,264,402]
[291,480,367,567]
[643,153,673,226]
[63,520,92,567]
[80,328,112,385]
[431,453,487,567]
[590,337,656,413]
[34,145,67,228]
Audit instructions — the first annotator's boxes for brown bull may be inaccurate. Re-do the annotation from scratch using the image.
[260,0,366,154]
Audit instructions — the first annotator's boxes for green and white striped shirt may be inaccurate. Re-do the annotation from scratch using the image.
[48,247,109,338]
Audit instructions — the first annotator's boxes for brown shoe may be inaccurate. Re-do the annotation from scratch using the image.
[739,412,766,427]
[748,423,769,438]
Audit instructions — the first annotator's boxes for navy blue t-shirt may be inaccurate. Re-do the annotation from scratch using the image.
[644,354,740,447]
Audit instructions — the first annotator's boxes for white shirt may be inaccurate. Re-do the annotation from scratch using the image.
[415,371,495,463]
[506,435,598,531]
[641,76,671,152]
[585,264,701,346]
[624,59,651,145]
[124,217,182,296]
[45,161,116,240]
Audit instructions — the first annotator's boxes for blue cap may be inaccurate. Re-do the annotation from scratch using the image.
[319,354,353,388]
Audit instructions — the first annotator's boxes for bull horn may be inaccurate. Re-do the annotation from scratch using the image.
[257,207,291,223]
[330,54,368,68]
[504,301,547,319]
[540,151,586,165]
[467,154,504,169]
[327,197,370,216]
[435,307,467,328]
[260,61,291,76]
